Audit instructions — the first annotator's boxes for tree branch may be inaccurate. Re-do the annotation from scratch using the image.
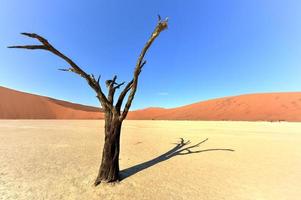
[8,45,47,50]
[107,75,118,105]
[115,60,146,112]
[58,68,76,73]
[120,17,168,120]
[115,80,134,112]
[106,75,127,106]
[114,82,125,89]
[8,33,112,110]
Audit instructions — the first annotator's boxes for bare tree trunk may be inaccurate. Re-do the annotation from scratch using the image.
[94,113,122,185]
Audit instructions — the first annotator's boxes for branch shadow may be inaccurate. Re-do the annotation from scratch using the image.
[120,138,234,181]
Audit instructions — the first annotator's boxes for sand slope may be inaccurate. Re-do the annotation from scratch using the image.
[0,120,300,200]
[0,86,103,119]
[129,93,301,121]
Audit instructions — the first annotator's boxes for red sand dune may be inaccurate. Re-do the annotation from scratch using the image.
[128,93,301,122]
[1,86,301,121]
[0,86,103,119]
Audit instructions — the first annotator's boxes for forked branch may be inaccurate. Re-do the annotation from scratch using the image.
[9,16,168,116]
[8,33,112,110]
[106,75,125,105]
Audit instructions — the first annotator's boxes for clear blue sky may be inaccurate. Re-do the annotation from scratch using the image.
[1,0,301,110]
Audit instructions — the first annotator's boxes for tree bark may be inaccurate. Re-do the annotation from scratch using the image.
[94,113,122,185]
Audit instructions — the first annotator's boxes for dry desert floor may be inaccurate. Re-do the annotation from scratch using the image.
[0,120,301,200]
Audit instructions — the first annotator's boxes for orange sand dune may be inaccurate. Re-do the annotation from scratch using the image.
[0,86,103,119]
[129,92,301,121]
[1,86,301,121]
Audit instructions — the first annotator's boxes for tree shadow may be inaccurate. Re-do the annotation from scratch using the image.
[120,138,234,181]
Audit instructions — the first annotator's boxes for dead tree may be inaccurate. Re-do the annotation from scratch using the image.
[8,16,168,185]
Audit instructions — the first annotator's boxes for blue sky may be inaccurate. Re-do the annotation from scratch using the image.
[1,0,301,110]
